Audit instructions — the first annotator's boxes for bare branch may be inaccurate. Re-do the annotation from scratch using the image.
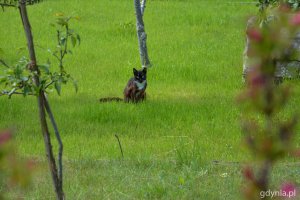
[0,0,43,9]
[44,80,54,90]
[0,3,17,8]
[43,94,63,190]
[115,134,124,158]
[1,90,35,97]
[0,59,10,68]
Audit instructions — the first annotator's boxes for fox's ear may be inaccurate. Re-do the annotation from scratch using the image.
[133,68,138,76]
[142,67,147,74]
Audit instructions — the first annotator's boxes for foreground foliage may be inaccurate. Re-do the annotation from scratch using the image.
[241,4,299,199]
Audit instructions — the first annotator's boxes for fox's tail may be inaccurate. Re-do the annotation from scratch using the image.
[99,97,123,103]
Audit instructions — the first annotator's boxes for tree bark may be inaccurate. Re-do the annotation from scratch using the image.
[141,0,146,16]
[18,1,64,199]
[134,0,150,68]
[43,94,63,188]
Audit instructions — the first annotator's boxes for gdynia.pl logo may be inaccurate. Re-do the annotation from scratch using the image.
[260,189,296,199]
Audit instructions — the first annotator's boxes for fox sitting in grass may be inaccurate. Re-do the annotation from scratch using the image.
[99,68,147,103]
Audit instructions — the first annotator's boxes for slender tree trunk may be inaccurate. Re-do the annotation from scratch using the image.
[43,94,64,188]
[18,1,64,199]
[141,0,146,15]
[134,0,150,68]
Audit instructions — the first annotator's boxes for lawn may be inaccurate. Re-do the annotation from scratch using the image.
[1,0,300,199]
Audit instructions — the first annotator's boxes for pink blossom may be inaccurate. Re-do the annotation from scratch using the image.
[0,131,12,145]
[247,28,263,42]
[251,74,266,87]
[290,13,300,26]
[243,166,254,181]
[281,182,297,198]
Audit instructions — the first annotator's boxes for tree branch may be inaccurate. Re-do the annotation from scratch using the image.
[0,59,10,68]
[18,1,64,199]
[115,134,124,158]
[1,90,35,97]
[44,80,54,90]
[43,94,63,190]
[1,0,43,11]
[0,3,17,8]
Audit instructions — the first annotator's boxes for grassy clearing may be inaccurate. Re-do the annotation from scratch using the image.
[1,0,300,199]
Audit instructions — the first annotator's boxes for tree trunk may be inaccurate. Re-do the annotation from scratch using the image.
[18,1,64,199]
[134,0,150,68]
[43,94,64,188]
[141,0,146,15]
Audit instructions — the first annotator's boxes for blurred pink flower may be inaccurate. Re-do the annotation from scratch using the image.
[290,13,300,26]
[243,166,254,181]
[0,131,12,145]
[251,75,266,87]
[281,182,297,198]
[247,28,263,42]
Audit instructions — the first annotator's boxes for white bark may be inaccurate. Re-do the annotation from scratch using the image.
[134,0,150,68]
[141,0,146,16]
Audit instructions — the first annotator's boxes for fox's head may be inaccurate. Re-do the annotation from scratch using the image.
[133,68,147,83]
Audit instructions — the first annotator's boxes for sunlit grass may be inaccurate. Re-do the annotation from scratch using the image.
[1,0,300,199]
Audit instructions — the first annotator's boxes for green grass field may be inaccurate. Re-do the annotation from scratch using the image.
[1,0,300,199]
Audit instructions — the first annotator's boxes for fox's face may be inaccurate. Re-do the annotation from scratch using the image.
[133,68,147,83]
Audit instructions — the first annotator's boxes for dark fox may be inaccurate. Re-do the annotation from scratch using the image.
[99,68,147,103]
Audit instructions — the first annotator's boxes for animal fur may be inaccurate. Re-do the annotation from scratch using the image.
[99,68,147,103]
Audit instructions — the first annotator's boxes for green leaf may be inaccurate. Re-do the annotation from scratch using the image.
[23,86,32,97]
[38,63,50,74]
[47,48,52,54]
[56,18,67,26]
[68,29,74,34]
[60,37,66,45]
[73,16,80,21]
[54,81,61,95]
[7,88,16,98]
[49,22,56,27]
[76,34,81,45]
[0,76,6,83]
[21,76,29,82]
[71,35,76,47]
[16,47,26,54]
[55,12,64,17]
[7,69,14,75]
[178,176,185,185]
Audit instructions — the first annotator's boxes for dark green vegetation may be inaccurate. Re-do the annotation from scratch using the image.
[0,0,299,199]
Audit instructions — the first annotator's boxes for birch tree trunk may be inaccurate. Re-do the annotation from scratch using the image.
[134,0,150,68]
[18,1,64,199]
[141,0,146,15]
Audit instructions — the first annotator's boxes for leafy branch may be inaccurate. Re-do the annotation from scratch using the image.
[0,0,43,10]
[0,13,80,97]
[257,0,300,12]
[241,5,299,199]
[0,1,81,199]
[50,14,80,69]
[48,13,80,95]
